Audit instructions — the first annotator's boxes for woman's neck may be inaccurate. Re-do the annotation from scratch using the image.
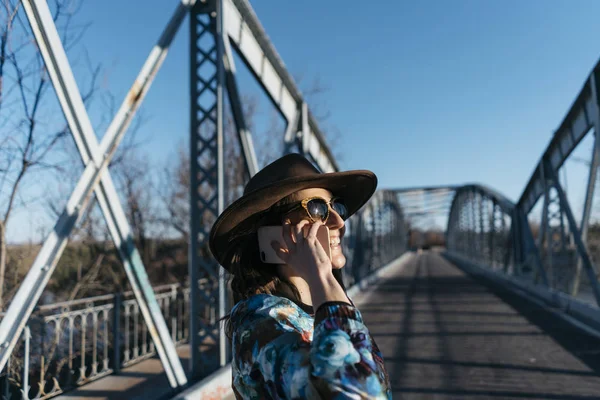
[276,264,313,306]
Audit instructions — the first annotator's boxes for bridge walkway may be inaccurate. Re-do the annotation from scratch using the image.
[354,252,600,399]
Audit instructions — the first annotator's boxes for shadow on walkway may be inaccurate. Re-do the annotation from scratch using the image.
[355,251,600,400]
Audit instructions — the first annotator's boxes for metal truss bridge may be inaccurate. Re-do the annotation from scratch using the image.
[1,0,600,399]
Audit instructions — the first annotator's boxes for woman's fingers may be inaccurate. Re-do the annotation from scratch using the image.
[279,220,333,269]
[312,235,330,263]
[279,220,333,275]
[271,240,289,262]
[281,221,295,250]
[306,220,323,243]
[306,221,331,262]
[295,220,310,244]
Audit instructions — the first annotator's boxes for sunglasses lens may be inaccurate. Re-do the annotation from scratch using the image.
[306,199,329,222]
[332,199,348,220]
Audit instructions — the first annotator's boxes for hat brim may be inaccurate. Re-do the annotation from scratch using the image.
[209,170,377,266]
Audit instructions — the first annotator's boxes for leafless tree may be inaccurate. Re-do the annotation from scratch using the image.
[160,144,191,240]
[112,148,161,266]
[38,100,153,297]
[0,0,100,308]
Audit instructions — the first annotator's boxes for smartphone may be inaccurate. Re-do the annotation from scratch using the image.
[257,225,331,264]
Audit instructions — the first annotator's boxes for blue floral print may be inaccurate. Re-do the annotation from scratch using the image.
[229,294,391,399]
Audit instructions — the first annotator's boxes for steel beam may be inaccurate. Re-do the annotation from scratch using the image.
[498,207,506,268]
[223,36,258,177]
[488,202,495,265]
[283,106,301,154]
[189,0,227,379]
[581,134,599,248]
[519,62,600,214]
[471,191,478,258]
[0,0,192,386]
[540,161,555,287]
[300,102,310,156]
[537,163,550,281]
[517,206,548,285]
[490,203,498,268]
[504,221,513,273]
[215,0,227,370]
[573,71,600,296]
[479,194,485,262]
[544,160,600,307]
[511,208,522,273]
[573,135,599,295]
[223,0,338,173]
[391,185,459,194]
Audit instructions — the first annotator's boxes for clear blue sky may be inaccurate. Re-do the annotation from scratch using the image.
[9,0,600,241]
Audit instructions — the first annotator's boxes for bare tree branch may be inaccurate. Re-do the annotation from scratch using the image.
[68,253,104,300]
[0,0,103,307]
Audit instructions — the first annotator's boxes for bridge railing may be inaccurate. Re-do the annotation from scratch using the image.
[0,282,203,400]
[447,185,519,276]
[342,190,408,289]
[446,182,600,336]
[446,58,600,316]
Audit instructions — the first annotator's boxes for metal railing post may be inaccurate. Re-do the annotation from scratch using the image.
[21,326,31,400]
[112,293,122,375]
[170,286,177,342]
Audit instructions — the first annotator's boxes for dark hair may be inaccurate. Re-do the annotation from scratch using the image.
[220,195,347,338]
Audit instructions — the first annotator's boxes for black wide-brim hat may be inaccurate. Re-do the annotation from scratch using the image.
[208,153,377,267]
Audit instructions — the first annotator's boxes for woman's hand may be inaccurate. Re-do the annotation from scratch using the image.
[271,220,332,281]
[271,220,349,309]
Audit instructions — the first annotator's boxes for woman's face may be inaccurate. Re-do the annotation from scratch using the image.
[283,188,346,270]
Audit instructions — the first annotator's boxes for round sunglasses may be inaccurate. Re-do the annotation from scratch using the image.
[278,196,348,223]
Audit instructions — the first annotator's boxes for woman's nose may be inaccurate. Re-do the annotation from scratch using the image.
[326,208,345,230]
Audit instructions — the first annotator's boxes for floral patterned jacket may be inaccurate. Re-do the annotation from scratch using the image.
[229,293,391,399]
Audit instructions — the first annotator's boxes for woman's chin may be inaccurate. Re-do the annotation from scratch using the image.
[331,253,346,270]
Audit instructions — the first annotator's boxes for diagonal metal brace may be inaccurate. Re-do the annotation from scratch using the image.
[0,0,194,386]
[543,159,600,307]
[573,71,600,296]
[516,206,549,286]
[223,37,258,177]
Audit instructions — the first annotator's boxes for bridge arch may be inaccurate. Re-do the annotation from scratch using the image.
[447,184,516,274]
[343,190,407,288]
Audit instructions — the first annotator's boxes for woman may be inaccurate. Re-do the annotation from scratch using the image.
[209,153,391,399]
